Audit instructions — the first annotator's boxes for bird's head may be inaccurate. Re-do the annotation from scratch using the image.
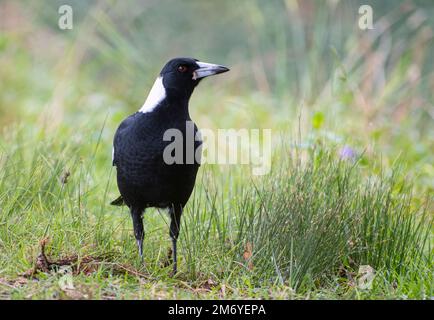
[161,57,229,97]
[163,57,228,82]
[139,57,229,113]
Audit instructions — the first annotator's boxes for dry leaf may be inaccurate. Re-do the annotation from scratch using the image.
[357,265,375,290]
[243,242,254,270]
[243,242,252,260]
[58,273,74,291]
[220,284,226,297]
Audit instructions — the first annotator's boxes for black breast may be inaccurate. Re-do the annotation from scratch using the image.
[113,109,201,209]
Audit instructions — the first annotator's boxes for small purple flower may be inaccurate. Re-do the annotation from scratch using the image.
[339,145,357,161]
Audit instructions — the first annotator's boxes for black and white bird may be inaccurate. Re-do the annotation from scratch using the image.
[111,57,229,274]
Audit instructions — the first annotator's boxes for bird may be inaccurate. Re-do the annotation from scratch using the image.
[110,57,229,274]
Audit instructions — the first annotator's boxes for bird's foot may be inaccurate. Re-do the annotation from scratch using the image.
[161,247,177,277]
[169,267,177,278]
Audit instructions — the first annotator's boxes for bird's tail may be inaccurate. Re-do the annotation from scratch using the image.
[110,195,125,206]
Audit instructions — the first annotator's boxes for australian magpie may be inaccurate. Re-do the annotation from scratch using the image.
[111,57,229,274]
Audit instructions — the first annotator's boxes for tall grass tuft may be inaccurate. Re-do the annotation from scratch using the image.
[182,146,432,291]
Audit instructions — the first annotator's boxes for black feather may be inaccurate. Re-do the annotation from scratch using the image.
[110,195,124,206]
[111,57,229,275]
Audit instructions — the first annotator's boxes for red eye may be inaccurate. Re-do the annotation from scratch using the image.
[178,65,188,73]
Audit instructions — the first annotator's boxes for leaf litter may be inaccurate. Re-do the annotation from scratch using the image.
[21,238,152,280]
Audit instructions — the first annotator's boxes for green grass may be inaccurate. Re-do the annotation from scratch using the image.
[0,0,433,299]
[0,123,431,299]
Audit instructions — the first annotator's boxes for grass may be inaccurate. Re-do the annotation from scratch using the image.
[0,123,431,299]
[0,0,433,299]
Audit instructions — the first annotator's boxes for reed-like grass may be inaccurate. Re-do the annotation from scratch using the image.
[0,126,431,299]
[180,146,432,292]
[0,0,432,299]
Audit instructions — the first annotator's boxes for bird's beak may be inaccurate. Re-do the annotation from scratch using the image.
[193,61,230,80]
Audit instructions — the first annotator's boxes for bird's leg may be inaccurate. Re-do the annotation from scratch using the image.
[131,207,144,261]
[169,204,183,275]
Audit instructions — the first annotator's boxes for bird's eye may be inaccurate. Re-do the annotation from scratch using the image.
[178,65,188,73]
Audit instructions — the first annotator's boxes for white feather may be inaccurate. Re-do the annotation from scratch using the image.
[139,76,166,113]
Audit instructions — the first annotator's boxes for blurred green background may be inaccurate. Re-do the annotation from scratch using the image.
[1,0,433,191]
[0,0,433,299]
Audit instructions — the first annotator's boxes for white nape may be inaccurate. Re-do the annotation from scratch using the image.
[139,76,166,113]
